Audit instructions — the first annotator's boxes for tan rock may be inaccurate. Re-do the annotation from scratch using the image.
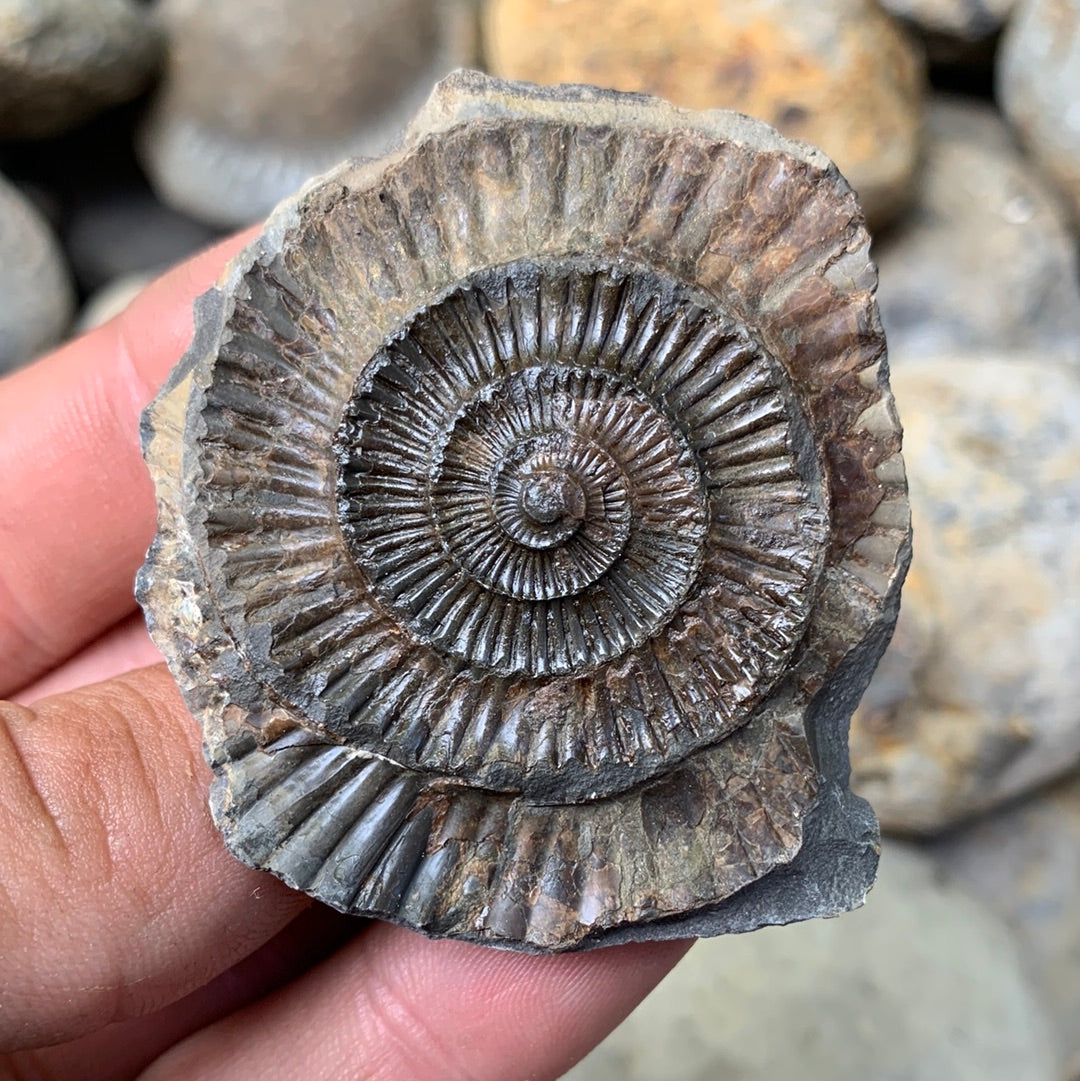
[851,357,1080,833]
[482,0,925,227]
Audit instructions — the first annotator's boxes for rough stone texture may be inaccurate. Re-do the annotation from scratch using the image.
[138,72,909,952]
[874,97,1080,365]
[481,0,926,229]
[999,0,1080,222]
[75,272,153,333]
[0,0,161,138]
[850,357,1080,833]
[139,0,475,227]
[0,173,75,372]
[929,773,1080,1081]
[561,842,1058,1081]
[64,188,220,293]
[881,0,1016,39]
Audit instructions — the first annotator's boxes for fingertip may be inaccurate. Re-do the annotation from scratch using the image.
[0,228,260,696]
[0,664,307,1051]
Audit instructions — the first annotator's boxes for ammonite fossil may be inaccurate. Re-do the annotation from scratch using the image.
[139,71,911,952]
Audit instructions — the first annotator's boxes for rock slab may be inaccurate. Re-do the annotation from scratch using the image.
[138,72,909,951]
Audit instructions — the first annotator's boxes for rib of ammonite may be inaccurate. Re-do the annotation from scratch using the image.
[139,71,911,952]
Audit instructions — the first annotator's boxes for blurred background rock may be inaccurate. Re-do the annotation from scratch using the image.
[137,0,475,226]
[1,0,1078,1077]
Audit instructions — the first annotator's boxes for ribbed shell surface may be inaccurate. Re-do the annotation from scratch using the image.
[139,72,909,951]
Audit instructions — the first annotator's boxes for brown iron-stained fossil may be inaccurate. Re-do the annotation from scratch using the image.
[138,71,911,952]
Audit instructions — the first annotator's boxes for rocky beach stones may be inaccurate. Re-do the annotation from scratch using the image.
[139,0,475,227]
[874,97,1080,362]
[482,0,926,228]
[0,0,161,138]
[138,72,909,952]
[0,174,74,372]
[0,0,1076,1070]
[999,0,1080,222]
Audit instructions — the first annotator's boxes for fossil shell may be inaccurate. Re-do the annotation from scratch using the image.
[139,72,910,951]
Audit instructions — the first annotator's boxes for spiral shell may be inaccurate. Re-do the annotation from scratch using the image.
[139,72,910,951]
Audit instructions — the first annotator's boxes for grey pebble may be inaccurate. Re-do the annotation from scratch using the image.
[561,843,1058,1081]
[0,0,161,138]
[139,0,476,227]
[0,172,74,372]
[874,96,1080,365]
[930,773,1080,1081]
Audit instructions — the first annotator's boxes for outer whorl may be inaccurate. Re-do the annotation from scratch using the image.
[139,71,910,952]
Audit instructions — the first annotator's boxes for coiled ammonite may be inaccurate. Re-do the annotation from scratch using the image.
[139,72,911,951]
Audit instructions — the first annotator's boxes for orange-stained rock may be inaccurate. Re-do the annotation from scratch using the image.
[482,0,925,228]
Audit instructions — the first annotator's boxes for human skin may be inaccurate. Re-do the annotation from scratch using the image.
[0,235,689,1081]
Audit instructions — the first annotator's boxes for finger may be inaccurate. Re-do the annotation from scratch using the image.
[0,231,255,698]
[0,664,308,1053]
[138,924,690,1081]
[11,612,162,705]
[3,905,362,1081]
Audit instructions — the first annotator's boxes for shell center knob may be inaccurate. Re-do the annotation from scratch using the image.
[519,469,585,528]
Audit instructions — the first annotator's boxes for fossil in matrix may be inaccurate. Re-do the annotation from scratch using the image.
[138,72,911,952]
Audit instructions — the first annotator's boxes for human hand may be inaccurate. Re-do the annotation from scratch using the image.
[0,236,690,1081]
